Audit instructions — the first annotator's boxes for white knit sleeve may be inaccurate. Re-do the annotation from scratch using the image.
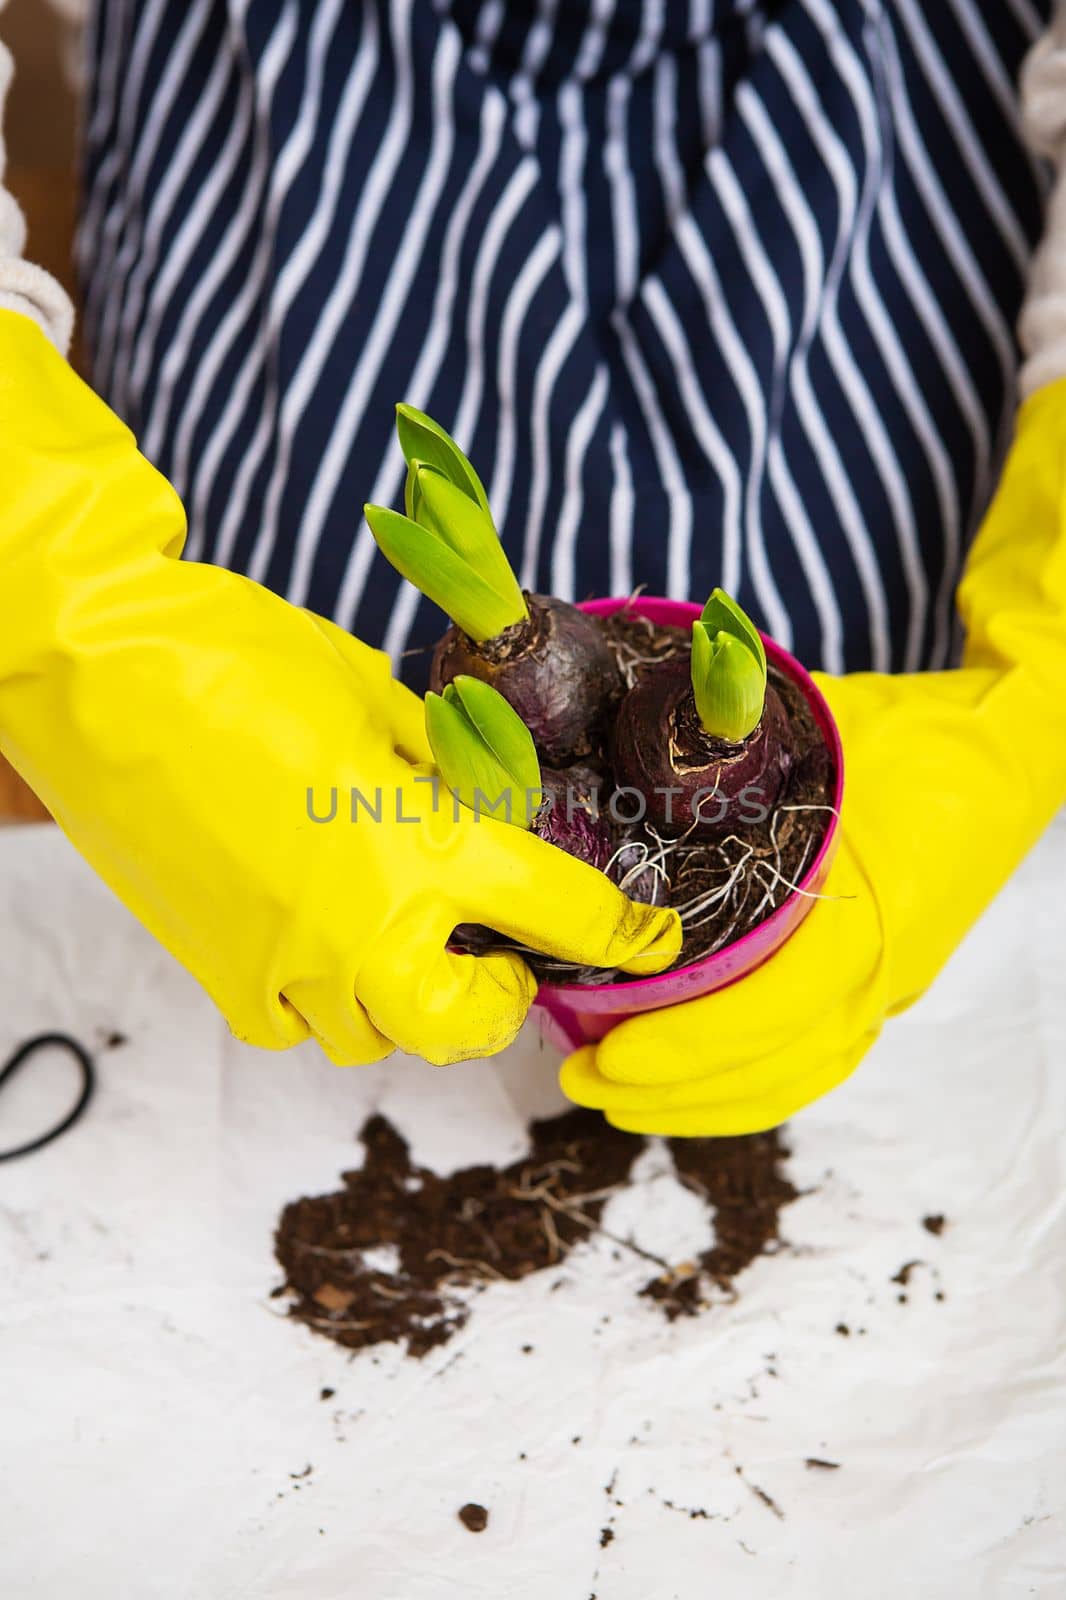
[0,0,75,356]
[1018,4,1066,399]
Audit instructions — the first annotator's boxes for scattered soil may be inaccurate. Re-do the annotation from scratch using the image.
[660,1498,713,1520]
[642,1127,797,1319]
[273,1109,797,1357]
[735,1464,785,1520]
[456,609,836,984]
[458,1503,489,1533]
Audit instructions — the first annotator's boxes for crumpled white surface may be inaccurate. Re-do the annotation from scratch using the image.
[0,819,1064,1600]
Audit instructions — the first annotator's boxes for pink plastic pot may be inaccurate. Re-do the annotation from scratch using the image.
[534,596,844,1051]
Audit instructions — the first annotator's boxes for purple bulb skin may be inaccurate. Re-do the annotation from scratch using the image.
[532,768,614,870]
[610,661,794,838]
[430,594,623,768]
[532,770,664,906]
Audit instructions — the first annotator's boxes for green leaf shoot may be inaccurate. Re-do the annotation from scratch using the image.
[364,503,526,642]
[698,587,766,675]
[425,676,542,827]
[690,623,766,743]
[408,464,526,623]
[395,403,492,515]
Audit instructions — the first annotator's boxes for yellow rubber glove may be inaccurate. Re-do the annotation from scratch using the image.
[0,311,680,1066]
[562,376,1066,1134]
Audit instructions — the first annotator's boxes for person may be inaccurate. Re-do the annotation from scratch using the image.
[1,0,1064,1134]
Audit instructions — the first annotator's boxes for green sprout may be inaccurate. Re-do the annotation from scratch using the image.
[365,406,527,643]
[396,403,492,517]
[690,588,767,743]
[424,675,542,827]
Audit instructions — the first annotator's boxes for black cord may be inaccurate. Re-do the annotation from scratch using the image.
[0,1033,96,1162]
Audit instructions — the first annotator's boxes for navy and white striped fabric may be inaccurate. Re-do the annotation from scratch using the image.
[78,0,1050,682]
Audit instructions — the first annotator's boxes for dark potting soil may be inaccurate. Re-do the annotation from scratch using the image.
[273,1109,796,1356]
[454,609,836,985]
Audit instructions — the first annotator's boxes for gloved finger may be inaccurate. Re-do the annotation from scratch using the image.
[561,1006,878,1116]
[354,907,537,1066]
[462,823,682,977]
[597,1035,874,1137]
[281,976,396,1066]
[583,844,883,1087]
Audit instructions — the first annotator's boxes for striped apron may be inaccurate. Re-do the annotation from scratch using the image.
[77,0,1051,682]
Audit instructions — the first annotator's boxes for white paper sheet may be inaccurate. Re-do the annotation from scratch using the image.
[1,818,1064,1599]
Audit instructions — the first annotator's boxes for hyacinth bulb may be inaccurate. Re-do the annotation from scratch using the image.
[610,588,793,837]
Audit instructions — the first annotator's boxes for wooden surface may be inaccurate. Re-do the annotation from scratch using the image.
[1,0,78,822]
[0,762,49,821]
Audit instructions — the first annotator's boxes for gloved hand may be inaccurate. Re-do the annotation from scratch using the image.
[562,374,1066,1134]
[0,311,680,1066]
